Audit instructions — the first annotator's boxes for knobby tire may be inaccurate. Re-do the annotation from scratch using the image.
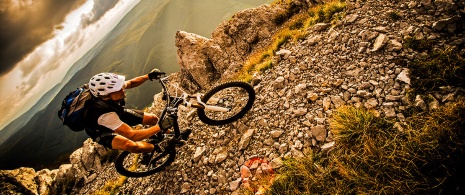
[115,148,176,177]
[198,81,255,125]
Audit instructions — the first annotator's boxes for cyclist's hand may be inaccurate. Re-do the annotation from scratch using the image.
[148,68,165,80]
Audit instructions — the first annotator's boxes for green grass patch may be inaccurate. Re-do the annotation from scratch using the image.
[262,102,465,194]
[93,154,141,195]
[307,1,346,25]
[93,176,128,195]
[255,59,274,72]
[239,0,346,81]
[407,46,465,93]
[404,37,434,52]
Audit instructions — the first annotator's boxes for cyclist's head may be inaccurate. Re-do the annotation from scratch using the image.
[89,73,125,97]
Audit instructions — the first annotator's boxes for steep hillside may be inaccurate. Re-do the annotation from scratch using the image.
[0,0,271,171]
[83,0,465,194]
[1,0,464,194]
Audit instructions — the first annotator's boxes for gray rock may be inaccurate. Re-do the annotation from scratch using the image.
[442,93,455,102]
[428,94,440,110]
[279,143,288,154]
[270,158,283,169]
[372,33,388,51]
[307,35,322,46]
[175,31,221,89]
[312,23,331,31]
[52,164,79,195]
[293,107,308,116]
[396,69,411,85]
[270,130,284,139]
[311,125,327,142]
[432,16,461,31]
[193,147,206,162]
[386,95,402,101]
[365,98,378,109]
[0,167,38,195]
[213,147,229,163]
[387,39,403,51]
[331,95,345,108]
[180,182,191,193]
[229,178,242,191]
[345,14,359,23]
[75,143,111,181]
[323,97,331,111]
[239,129,255,150]
[276,49,292,59]
[291,148,305,158]
[273,77,286,90]
[36,169,57,195]
[415,95,427,110]
[384,108,397,118]
[321,141,335,152]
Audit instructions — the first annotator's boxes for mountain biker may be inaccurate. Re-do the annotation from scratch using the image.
[84,70,189,153]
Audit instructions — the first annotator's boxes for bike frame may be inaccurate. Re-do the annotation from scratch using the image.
[154,75,231,140]
[115,74,255,177]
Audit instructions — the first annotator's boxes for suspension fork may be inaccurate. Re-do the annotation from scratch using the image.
[167,109,180,139]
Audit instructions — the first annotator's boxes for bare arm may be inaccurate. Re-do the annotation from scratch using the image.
[124,74,149,89]
[114,122,160,141]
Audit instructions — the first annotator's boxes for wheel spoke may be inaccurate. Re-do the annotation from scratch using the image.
[204,86,249,121]
[197,81,255,125]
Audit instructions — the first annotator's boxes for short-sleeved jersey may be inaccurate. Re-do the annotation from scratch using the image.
[84,99,124,138]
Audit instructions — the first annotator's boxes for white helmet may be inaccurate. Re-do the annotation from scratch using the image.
[88,73,125,97]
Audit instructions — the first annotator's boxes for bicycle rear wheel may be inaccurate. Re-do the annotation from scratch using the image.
[197,81,255,125]
[115,145,176,177]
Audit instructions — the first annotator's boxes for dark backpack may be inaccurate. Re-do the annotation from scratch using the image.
[58,84,92,131]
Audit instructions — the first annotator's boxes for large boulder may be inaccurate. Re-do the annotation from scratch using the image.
[35,169,58,195]
[51,139,114,194]
[69,138,110,177]
[50,164,79,195]
[0,167,38,195]
[174,0,317,90]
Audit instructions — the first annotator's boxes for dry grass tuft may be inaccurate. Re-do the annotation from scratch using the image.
[93,176,128,195]
[261,102,465,194]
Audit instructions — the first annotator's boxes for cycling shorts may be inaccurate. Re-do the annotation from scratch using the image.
[94,109,145,148]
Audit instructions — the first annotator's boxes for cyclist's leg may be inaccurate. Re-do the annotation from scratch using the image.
[121,109,158,126]
[142,113,158,126]
[111,135,154,153]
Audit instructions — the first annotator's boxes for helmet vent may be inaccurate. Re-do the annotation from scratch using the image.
[88,73,125,97]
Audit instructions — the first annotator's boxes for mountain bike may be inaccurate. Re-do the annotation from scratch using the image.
[114,71,256,177]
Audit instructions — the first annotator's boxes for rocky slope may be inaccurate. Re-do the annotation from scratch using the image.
[2,0,464,194]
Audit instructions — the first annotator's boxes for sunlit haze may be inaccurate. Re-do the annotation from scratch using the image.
[0,0,140,129]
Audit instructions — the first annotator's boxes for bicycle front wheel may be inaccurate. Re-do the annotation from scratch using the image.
[197,81,255,125]
[114,147,176,177]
